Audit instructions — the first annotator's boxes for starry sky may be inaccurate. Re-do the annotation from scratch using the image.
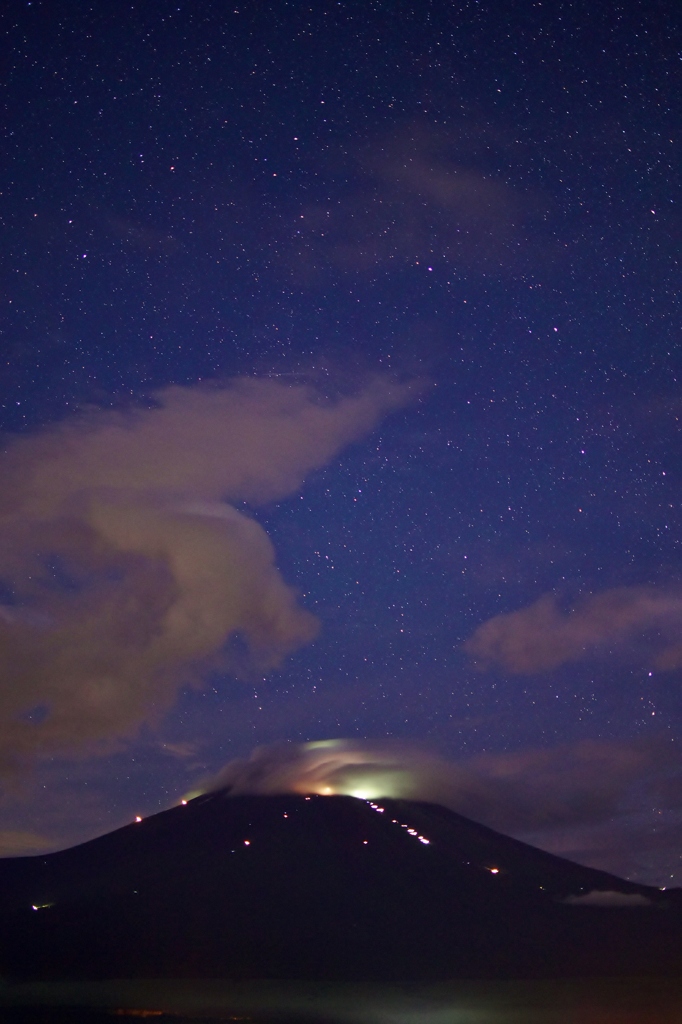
[1,0,681,886]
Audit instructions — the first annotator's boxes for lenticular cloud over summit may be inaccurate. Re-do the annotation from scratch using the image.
[0,375,413,773]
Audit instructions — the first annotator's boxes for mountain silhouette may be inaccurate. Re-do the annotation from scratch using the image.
[0,792,680,982]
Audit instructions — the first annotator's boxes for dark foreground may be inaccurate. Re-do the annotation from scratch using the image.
[1,794,681,984]
[3,977,682,1023]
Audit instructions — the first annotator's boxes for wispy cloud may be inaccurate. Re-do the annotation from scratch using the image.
[280,120,548,283]
[0,829,54,856]
[464,587,682,674]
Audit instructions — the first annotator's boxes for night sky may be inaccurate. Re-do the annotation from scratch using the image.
[1,0,681,887]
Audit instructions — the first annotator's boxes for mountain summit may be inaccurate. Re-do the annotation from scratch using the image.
[1,792,680,982]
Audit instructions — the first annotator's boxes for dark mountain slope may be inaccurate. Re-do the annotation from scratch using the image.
[0,792,680,982]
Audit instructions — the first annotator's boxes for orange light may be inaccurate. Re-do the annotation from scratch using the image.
[489,867,499,874]
[244,840,250,846]
[181,799,187,805]
[135,816,142,823]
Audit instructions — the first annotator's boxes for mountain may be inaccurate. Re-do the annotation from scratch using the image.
[0,792,680,982]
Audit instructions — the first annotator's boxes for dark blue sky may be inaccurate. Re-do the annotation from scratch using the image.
[1,0,681,885]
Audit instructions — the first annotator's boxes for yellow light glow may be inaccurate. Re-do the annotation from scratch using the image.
[134,816,142,822]
[181,788,204,802]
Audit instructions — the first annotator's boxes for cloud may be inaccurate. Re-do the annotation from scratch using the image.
[363,123,520,236]
[0,375,414,774]
[199,736,673,834]
[464,587,682,674]
[0,829,54,857]
[279,121,549,283]
[201,738,427,800]
[561,890,653,908]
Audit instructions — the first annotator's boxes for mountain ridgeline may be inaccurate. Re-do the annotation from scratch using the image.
[0,792,680,982]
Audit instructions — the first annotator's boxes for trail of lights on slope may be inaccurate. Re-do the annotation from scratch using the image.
[367,801,430,844]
